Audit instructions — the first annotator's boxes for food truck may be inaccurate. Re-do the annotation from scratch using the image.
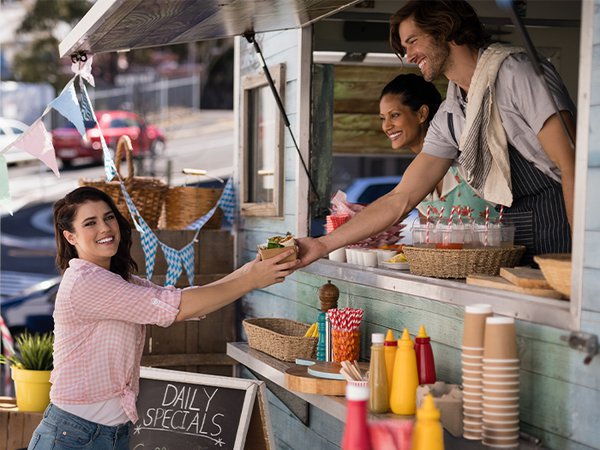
[54,1,598,448]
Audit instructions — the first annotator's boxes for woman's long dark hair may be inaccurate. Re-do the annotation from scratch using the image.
[53,186,138,280]
[390,0,490,58]
[380,73,442,123]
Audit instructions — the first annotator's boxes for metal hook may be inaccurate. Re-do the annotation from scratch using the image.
[70,51,88,64]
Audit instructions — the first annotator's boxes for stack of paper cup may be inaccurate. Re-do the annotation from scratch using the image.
[482,317,520,448]
[462,304,493,440]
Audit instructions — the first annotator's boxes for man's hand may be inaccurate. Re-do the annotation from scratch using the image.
[296,237,329,268]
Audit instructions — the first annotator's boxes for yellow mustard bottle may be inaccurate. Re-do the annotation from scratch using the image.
[411,394,445,450]
[383,329,397,398]
[389,328,419,415]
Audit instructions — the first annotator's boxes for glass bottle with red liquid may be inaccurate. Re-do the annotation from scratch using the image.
[414,325,436,385]
[342,382,371,450]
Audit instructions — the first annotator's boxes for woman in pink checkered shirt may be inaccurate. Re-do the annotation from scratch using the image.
[27,186,298,450]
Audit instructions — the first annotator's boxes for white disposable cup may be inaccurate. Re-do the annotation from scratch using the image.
[363,250,378,267]
[345,248,355,264]
[329,247,346,262]
[375,249,396,263]
[465,304,493,314]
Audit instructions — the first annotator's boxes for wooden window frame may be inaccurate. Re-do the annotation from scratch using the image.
[240,63,286,217]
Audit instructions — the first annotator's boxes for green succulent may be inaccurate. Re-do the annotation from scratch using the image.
[0,332,54,371]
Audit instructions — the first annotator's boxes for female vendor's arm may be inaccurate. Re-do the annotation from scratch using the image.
[537,111,576,229]
[297,153,452,266]
[175,250,296,321]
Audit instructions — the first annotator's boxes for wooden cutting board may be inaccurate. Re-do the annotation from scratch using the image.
[285,365,347,395]
[467,274,563,299]
[499,267,551,288]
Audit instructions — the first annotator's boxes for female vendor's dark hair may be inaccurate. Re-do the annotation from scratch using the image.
[53,186,137,280]
[380,73,442,123]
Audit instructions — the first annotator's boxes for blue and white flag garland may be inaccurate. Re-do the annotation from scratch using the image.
[48,80,87,137]
[185,178,235,230]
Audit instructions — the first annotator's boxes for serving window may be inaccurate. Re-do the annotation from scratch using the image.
[240,63,285,217]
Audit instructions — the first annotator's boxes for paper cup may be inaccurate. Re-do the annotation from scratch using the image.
[462,352,484,360]
[483,418,520,426]
[483,372,519,381]
[483,317,518,359]
[482,396,519,405]
[328,247,346,262]
[463,392,483,401]
[463,367,483,374]
[483,379,520,387]
[481,440,519,448]
[463,304,493,347]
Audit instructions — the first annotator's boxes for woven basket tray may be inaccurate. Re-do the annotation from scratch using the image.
[161,186,223,230]
[79,136,167,228]
[243,318,317,362]
[403,245,526,279]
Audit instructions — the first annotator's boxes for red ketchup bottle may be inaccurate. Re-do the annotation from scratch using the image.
[342,382,371,450]
[414,325,437,385]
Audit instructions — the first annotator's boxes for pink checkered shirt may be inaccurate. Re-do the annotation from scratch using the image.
[50,259,181,423]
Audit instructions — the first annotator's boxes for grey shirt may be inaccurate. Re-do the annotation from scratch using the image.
[422,51,576,183]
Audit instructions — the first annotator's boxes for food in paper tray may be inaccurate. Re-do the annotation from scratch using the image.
[386,253,407,263]
[258,232,298,262]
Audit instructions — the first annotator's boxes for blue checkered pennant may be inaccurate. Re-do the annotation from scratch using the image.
[78,77,97,129]
[185,204,218,231]
[159,243,183,287]
[217,178,235,225]
[100,133,117,181]
[180,241,195,286]
[119,184,143,232]
[139,226,159,280]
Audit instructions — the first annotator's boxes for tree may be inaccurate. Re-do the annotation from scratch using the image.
[12,0,91,93]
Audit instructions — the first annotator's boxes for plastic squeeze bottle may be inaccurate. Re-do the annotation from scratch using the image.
[383,329,397,398]
[341,382,371,450]
[368,333,389,414]
[389,328,419,415]
[411,394,444,450]
[414,325,436,385]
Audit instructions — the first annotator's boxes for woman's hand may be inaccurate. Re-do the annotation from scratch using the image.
[247,250,299,289]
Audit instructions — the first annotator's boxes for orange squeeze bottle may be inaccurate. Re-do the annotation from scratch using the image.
[389,328,419,415]
[383,329,397,398]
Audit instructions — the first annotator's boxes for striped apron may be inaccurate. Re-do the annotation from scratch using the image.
[448,114,571,265]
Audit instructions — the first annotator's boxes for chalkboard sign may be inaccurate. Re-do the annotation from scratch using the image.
[130,367,263,450]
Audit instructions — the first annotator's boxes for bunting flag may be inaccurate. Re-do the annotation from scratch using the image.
[180,241,196,286]
[185,204,218,231]
[3,118,60,177]
[0,156,12,214]
[140,227,159,280]
[71,54,95,87]
[48,80,86,137]
[218,178,236,224]
[78,77,96,129]
[159,243,183,286]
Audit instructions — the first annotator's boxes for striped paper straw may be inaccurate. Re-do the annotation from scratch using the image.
[485,206,489,247]
[426,205,431,244]
[0,315,14,356]
[498,205,504,224]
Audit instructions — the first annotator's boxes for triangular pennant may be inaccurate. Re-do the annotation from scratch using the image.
[0,155,12,215]
[139,227,159,280]
[71,55,95,87]
[4,119,60,177]
[100,133,117,181]
[180,241,196,286]
[78,78,96,129]
[185,204,218,231]
[160,243,183,286]
[217,178,236,224]
[48,80,86,137]
[119,184,143,232]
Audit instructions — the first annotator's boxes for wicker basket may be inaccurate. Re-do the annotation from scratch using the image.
[534,253,571,298]
[243,318,318,362]
[79,136,167,228]
[161,185,223,230]
[403,245,526,279]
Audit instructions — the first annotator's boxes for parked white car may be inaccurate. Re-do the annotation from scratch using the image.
[0,117,36,165]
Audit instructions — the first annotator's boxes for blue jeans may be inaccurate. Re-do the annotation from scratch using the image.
[28,403,131,450]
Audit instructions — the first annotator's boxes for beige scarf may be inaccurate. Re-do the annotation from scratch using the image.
[458,43,524,207]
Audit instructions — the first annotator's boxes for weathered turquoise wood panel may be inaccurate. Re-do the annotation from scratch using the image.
[585,170,600,229]
[580,310,600,335]
[582,267,600,313]
[591,44,600,105]
[589,105,600,167]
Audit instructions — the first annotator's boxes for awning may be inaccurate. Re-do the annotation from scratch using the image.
[59,0,359,58]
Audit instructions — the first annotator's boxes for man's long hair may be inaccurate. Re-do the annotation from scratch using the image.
[390,0,490,58]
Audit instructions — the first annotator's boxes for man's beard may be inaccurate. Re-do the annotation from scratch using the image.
[423,42,450,81]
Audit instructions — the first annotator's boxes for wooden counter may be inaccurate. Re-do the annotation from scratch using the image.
[0,397,42,450]
[226,343,545,450]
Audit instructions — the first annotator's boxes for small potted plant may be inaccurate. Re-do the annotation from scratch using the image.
[0,332,53,412]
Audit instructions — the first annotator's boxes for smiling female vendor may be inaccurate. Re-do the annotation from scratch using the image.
[299,0,576,267]
[379,73,498,222]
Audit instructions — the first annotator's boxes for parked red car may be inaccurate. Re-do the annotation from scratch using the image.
[52,110,166,167]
